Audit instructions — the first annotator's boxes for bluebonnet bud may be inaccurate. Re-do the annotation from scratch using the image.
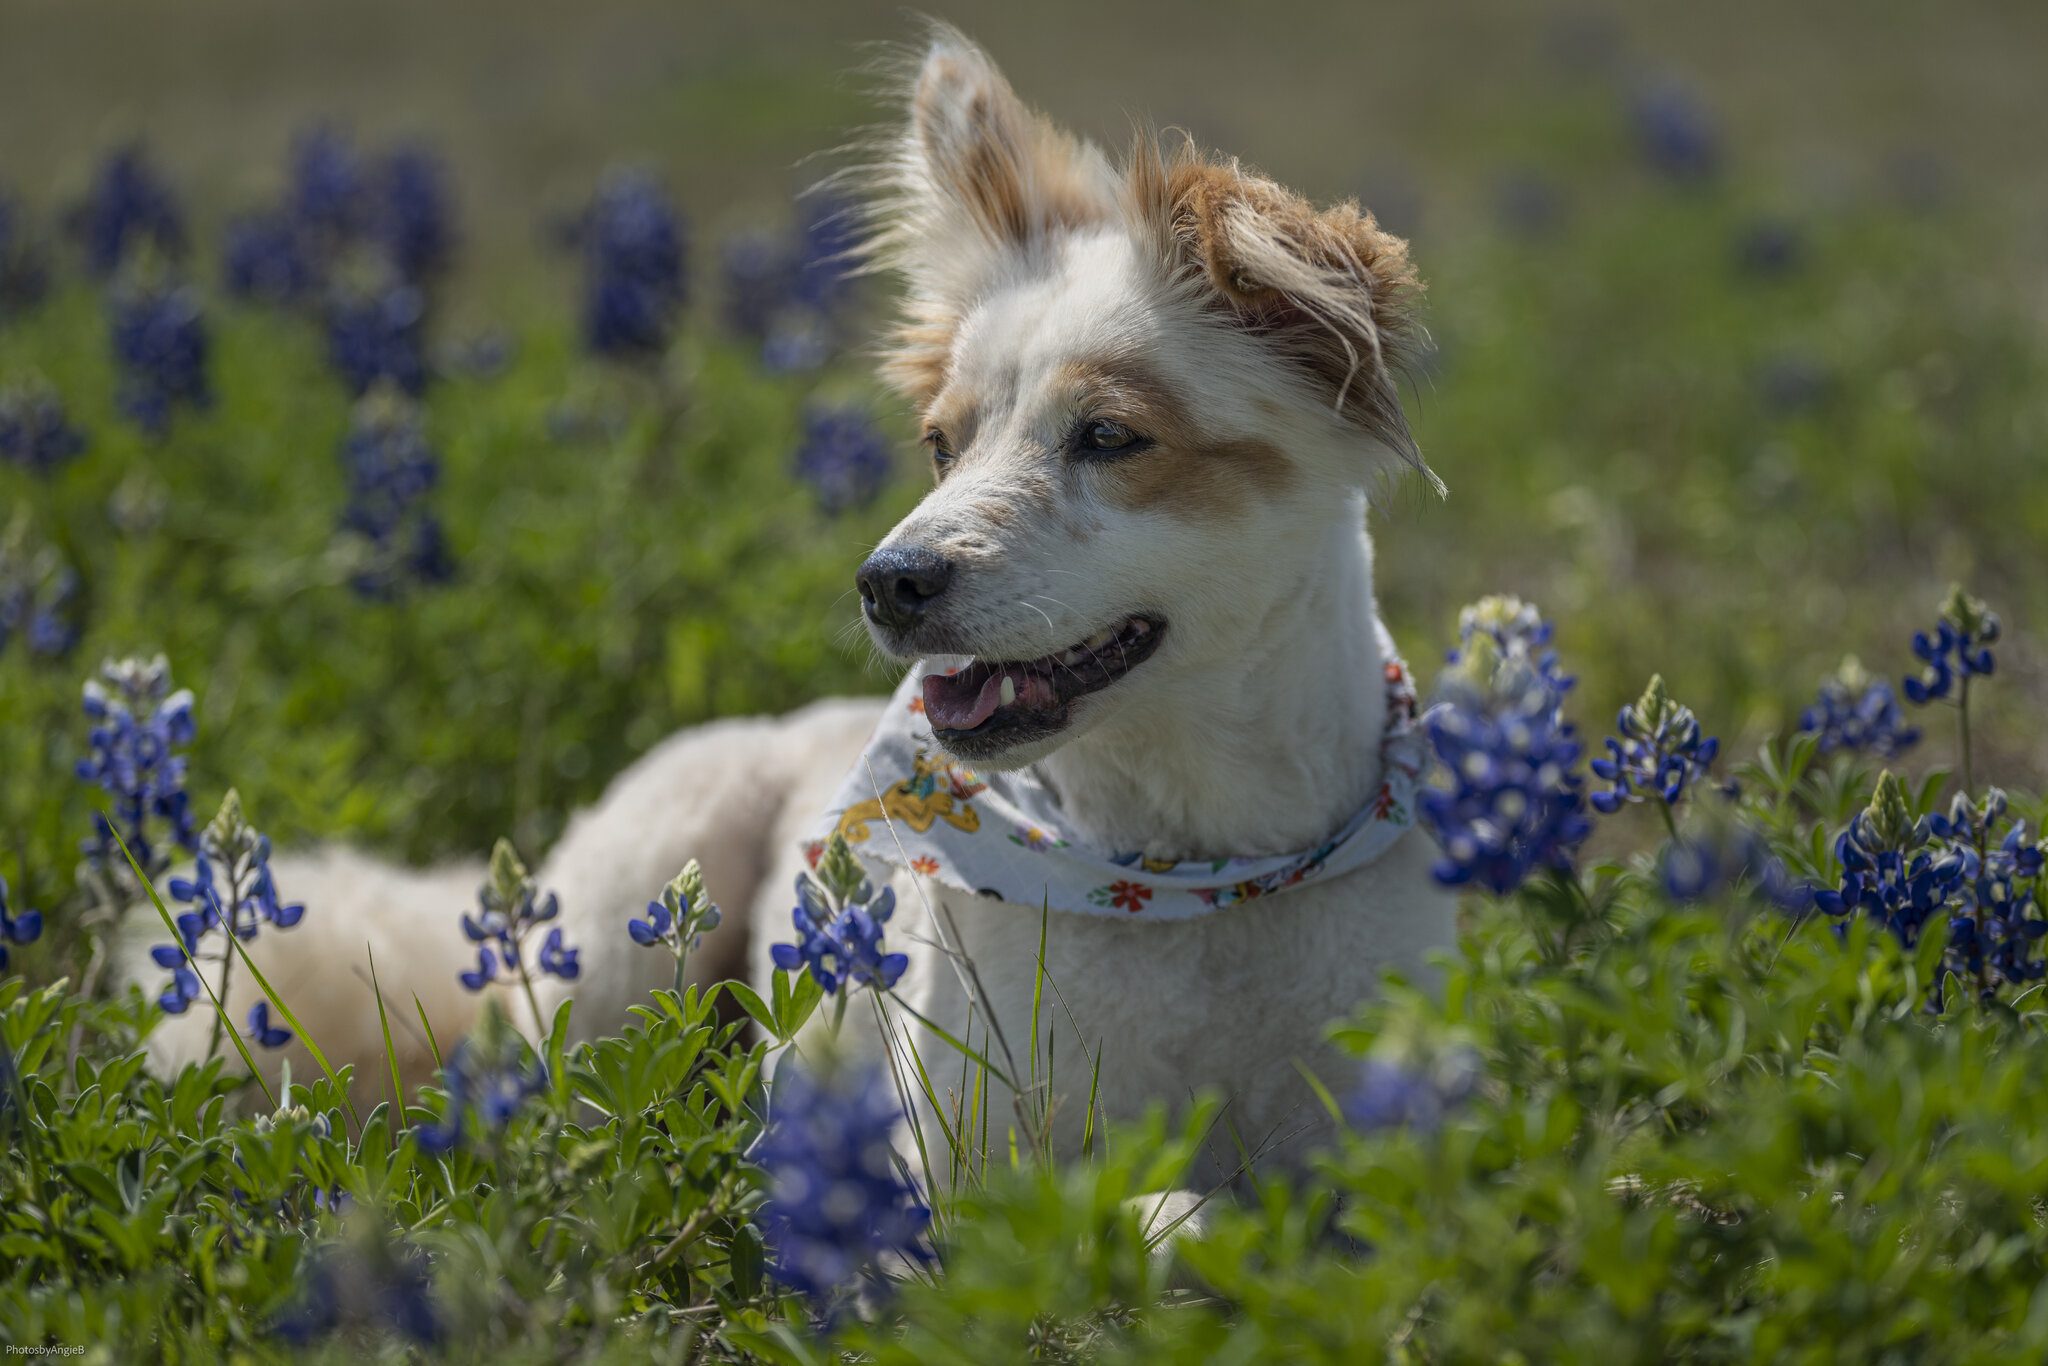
[336,388,452,599]
[792,405,891,515]
[414,1003,546,1154]
[0,380,89,475]
[628,859,722,956]
[1343,1049,1478,1135]
[325,276,428,396]
[68,145,185,277]
[221,209,319,305]
[1589,674,1719,813]
[371,144,455,283]
[0,517,81,659]
[107,275,210,437]
[456,840,579,992]
[0,875,43,975]
[1420,600,1592,894]
[770,836,907,995]
[755,1060,930,1303]
[1629,82,1721,183]
[1903,585,1999,705]
[77,655,198,881]
[0,189,52,318]
[1798,656,1919,758]
[578,170,686,361]
[1813,772,1967,956]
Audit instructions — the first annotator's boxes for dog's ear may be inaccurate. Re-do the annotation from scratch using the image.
[1127,140,1435,490]
[869,27,1116,402]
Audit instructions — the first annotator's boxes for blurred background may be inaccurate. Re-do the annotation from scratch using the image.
[3,0,2046,942]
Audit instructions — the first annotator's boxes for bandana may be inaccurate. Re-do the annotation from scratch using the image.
[807,627,1428,921]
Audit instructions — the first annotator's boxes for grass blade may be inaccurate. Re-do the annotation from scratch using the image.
[368,946,404,1130]
[412,993,444,1072]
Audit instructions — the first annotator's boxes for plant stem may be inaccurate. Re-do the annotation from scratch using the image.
[1957,679,1975,797]
[204,868,243,1065]
[1657,798,1682,841]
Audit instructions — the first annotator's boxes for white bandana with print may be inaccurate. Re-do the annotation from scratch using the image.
[807,626,1429,921]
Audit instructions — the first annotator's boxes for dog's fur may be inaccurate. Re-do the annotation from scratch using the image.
[120,28,1454,1176]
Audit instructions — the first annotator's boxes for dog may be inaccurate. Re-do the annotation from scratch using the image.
[124,27,1455,1182]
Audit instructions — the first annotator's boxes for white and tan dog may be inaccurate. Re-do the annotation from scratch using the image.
[127,28,1454,1176]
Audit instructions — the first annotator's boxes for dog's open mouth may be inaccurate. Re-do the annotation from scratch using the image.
[922,614,1164,748]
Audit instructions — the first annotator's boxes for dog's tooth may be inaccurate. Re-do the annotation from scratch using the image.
[999,676,1016,706]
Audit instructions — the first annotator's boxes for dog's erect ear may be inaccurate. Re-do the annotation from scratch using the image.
[870,27,1116,401]
[1127,140,1436,491]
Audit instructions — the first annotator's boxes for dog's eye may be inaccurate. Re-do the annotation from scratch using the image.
[923,428,956,472]
[1076,419,1144,455]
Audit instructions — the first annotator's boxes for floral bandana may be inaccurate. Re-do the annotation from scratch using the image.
[807,628,1428,921]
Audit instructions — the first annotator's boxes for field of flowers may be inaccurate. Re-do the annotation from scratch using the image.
[5,14,2048,1362]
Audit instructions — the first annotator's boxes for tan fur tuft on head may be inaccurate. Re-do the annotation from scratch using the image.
[1126,136,1434,489]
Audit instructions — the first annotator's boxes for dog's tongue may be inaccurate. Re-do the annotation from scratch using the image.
[922,665,1055,730]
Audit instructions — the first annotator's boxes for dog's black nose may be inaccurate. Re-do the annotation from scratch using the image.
[857,546,955,630]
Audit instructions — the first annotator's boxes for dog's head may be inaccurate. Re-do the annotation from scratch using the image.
[854,27,1432,768]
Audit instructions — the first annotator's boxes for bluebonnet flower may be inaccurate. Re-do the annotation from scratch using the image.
[414,1008,547,1154]
[0,189,52,318]
[578,170,686,361]
[770,837,907,995]
[1814,773,1967,956]
[1420,599,1593,894]
[0,520,81,659]
[1343,1050,1478,1135]
[628,859,722,956]
[719,193,862,370]
[456,840,578,993]
[1734,218,1804,277]
[77,655,198,881]
[0,381,89,475]
[274,1241,441,1347]
[1798,657,1919,758]
[1589,675,1720,814]
[0,875,43,975]
[1902,585,1999,705]
[792,405,891,515]
[68,145,185,276]
[720,233,790,341]
[371,144,455,283]
[1629,82,1721,183]
[148,791,305,1025]
[287,126,370,246]
[221,209,320,305]
[325,277,428,395]
[1656,826,1814,913]
[1927,789,2047,994]
[246,1002,293,1049]
[336,389,453,598]
[755,1060,931,1303]
[108,276,210,436]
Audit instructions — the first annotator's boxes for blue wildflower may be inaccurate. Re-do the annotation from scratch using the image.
[578,170,686,361]
[1798,657,1919,758]
[147,791,305,1022]
[719,232,789,341]
[1629,82,1721,183]
[246,1001,293,1049]
[455,840,578,994]
[414,1012,546,1154]
[1928,789,2047,994]
[1814,773,1967,957]
[108,276,211,437]
[1343,1050,1478,1135]
[371,144,455,283]
[148,913,205,1014]
[336,389,452,598]
[1420,599,1592,894]
[792,405,891,515]
[221,209,320,305]
[755,1060,931,1304]
[0,875,43,975]
[0,381,89,475]
[1656,827,1814,913]
[287,126,370,246]
[1902,585,1999,705]
[1589,675,1720,814]
[628,859,722,956]
[0,190,52,317]
[325,277,428,395]
[0,522,81,659]
[770,858,907,997]
[77,655,198,881]
[718,193,861,369]
[68,145,185,277]
[274,1242,441,1347]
